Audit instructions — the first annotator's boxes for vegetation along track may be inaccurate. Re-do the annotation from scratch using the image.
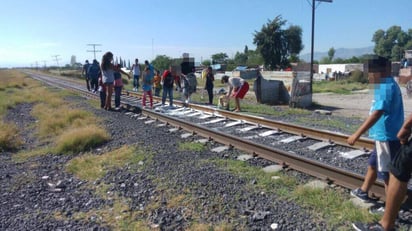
[27,71,388,200]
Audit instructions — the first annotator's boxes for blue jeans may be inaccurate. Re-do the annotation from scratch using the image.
[154,87,161,97]
[114,86,122,107]
[133,75,140,89]
[162,86,173,106]
[100,91,106,108]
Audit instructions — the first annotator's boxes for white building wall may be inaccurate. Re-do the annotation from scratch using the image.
[318,63,364,74]
[318,64,346,74]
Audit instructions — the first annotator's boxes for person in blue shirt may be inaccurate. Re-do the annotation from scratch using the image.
[349,56,404,230]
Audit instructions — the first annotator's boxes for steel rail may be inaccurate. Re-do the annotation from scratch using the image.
[125,89,375,150]
[142,109,386,199]
[26,71,386,199]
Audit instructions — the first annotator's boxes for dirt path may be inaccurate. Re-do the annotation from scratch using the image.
[312,88,412,119]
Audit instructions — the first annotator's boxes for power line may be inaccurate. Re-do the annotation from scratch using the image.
[51,55,61,67]
[51,55,61,74]
[87,44,102,60]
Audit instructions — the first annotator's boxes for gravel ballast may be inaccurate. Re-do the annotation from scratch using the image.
[3,91,412,230]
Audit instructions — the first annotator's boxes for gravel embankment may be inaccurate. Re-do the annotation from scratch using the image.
[0,95,330,230]
[2,92,412,230]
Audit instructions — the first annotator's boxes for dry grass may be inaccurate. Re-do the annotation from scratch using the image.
[32,103,96,139]
[66,145,143,181]
[0,69,111,161]
[0,121,23,151]
[187,223,235,231]
[55,125,109,154]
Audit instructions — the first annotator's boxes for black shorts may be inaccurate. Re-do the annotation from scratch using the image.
[390,140,412,182]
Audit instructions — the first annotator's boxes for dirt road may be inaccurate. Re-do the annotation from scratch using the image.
[312,88,412,119]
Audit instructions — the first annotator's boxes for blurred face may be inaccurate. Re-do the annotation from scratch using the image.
[108,54,113,63]
[368,71,384,84]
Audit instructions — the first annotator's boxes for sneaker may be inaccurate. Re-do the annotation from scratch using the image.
[369,205,385,215]
[352,222,385,231]
[350,188,371,202]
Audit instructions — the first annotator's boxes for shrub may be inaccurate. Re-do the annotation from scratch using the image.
[349,69,368,83]
[0,122,22,151]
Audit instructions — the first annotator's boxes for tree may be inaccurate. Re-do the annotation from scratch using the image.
[234,52,248,65]
[151,55,172,71]
[372,25,412,61]
[246,50,264,67]
[119,57,123,67]
[253,15,303,70]
[202,59,211,66]
[328,47,335,62]
[211,53,228,64]
[320,57,331,64]
[244,45,249,54]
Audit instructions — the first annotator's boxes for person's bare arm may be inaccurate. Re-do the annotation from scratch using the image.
[398,114,412,144]
[119,69,131,79]
[347,110,383,145]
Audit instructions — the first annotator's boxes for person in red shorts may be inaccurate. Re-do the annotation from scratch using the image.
[221,75,249,112]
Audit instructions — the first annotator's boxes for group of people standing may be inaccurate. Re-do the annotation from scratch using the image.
[83,51,250,112]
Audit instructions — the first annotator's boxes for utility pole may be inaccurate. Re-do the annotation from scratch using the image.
[52,55,61,74]
[42,60,47,69]
[87,44,102,60]
[309,0,332,94]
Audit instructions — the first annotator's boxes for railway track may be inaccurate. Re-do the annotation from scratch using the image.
[26,71,388,200]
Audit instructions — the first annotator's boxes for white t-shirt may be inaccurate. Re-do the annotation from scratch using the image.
[132,64,140,76]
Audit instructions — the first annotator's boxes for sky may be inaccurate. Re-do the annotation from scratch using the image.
[0,0,411,68]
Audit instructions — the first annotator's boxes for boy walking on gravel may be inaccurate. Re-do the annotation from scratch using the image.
[347,56,404,222]
[353,113,412,230]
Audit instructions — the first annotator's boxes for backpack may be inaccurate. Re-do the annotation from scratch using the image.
[163,70,174,87]
[186,73,197,93]
[88,64,100,80]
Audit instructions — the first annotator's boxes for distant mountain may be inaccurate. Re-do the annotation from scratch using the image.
[300,46,374,62]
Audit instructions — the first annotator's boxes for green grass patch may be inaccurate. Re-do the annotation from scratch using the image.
[243,102,311,117]
[54,125,110,154]
[313,80,367,94]
[210,158,376,229]
[188,223,235,231]
[12,147,53,163]
[70,195,148,230]
[178,141,206,152]
[293,186,374,228]
[210,158,297,191]
[66,145,149,181]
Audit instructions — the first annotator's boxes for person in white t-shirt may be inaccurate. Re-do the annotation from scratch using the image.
[131,58,141,91]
